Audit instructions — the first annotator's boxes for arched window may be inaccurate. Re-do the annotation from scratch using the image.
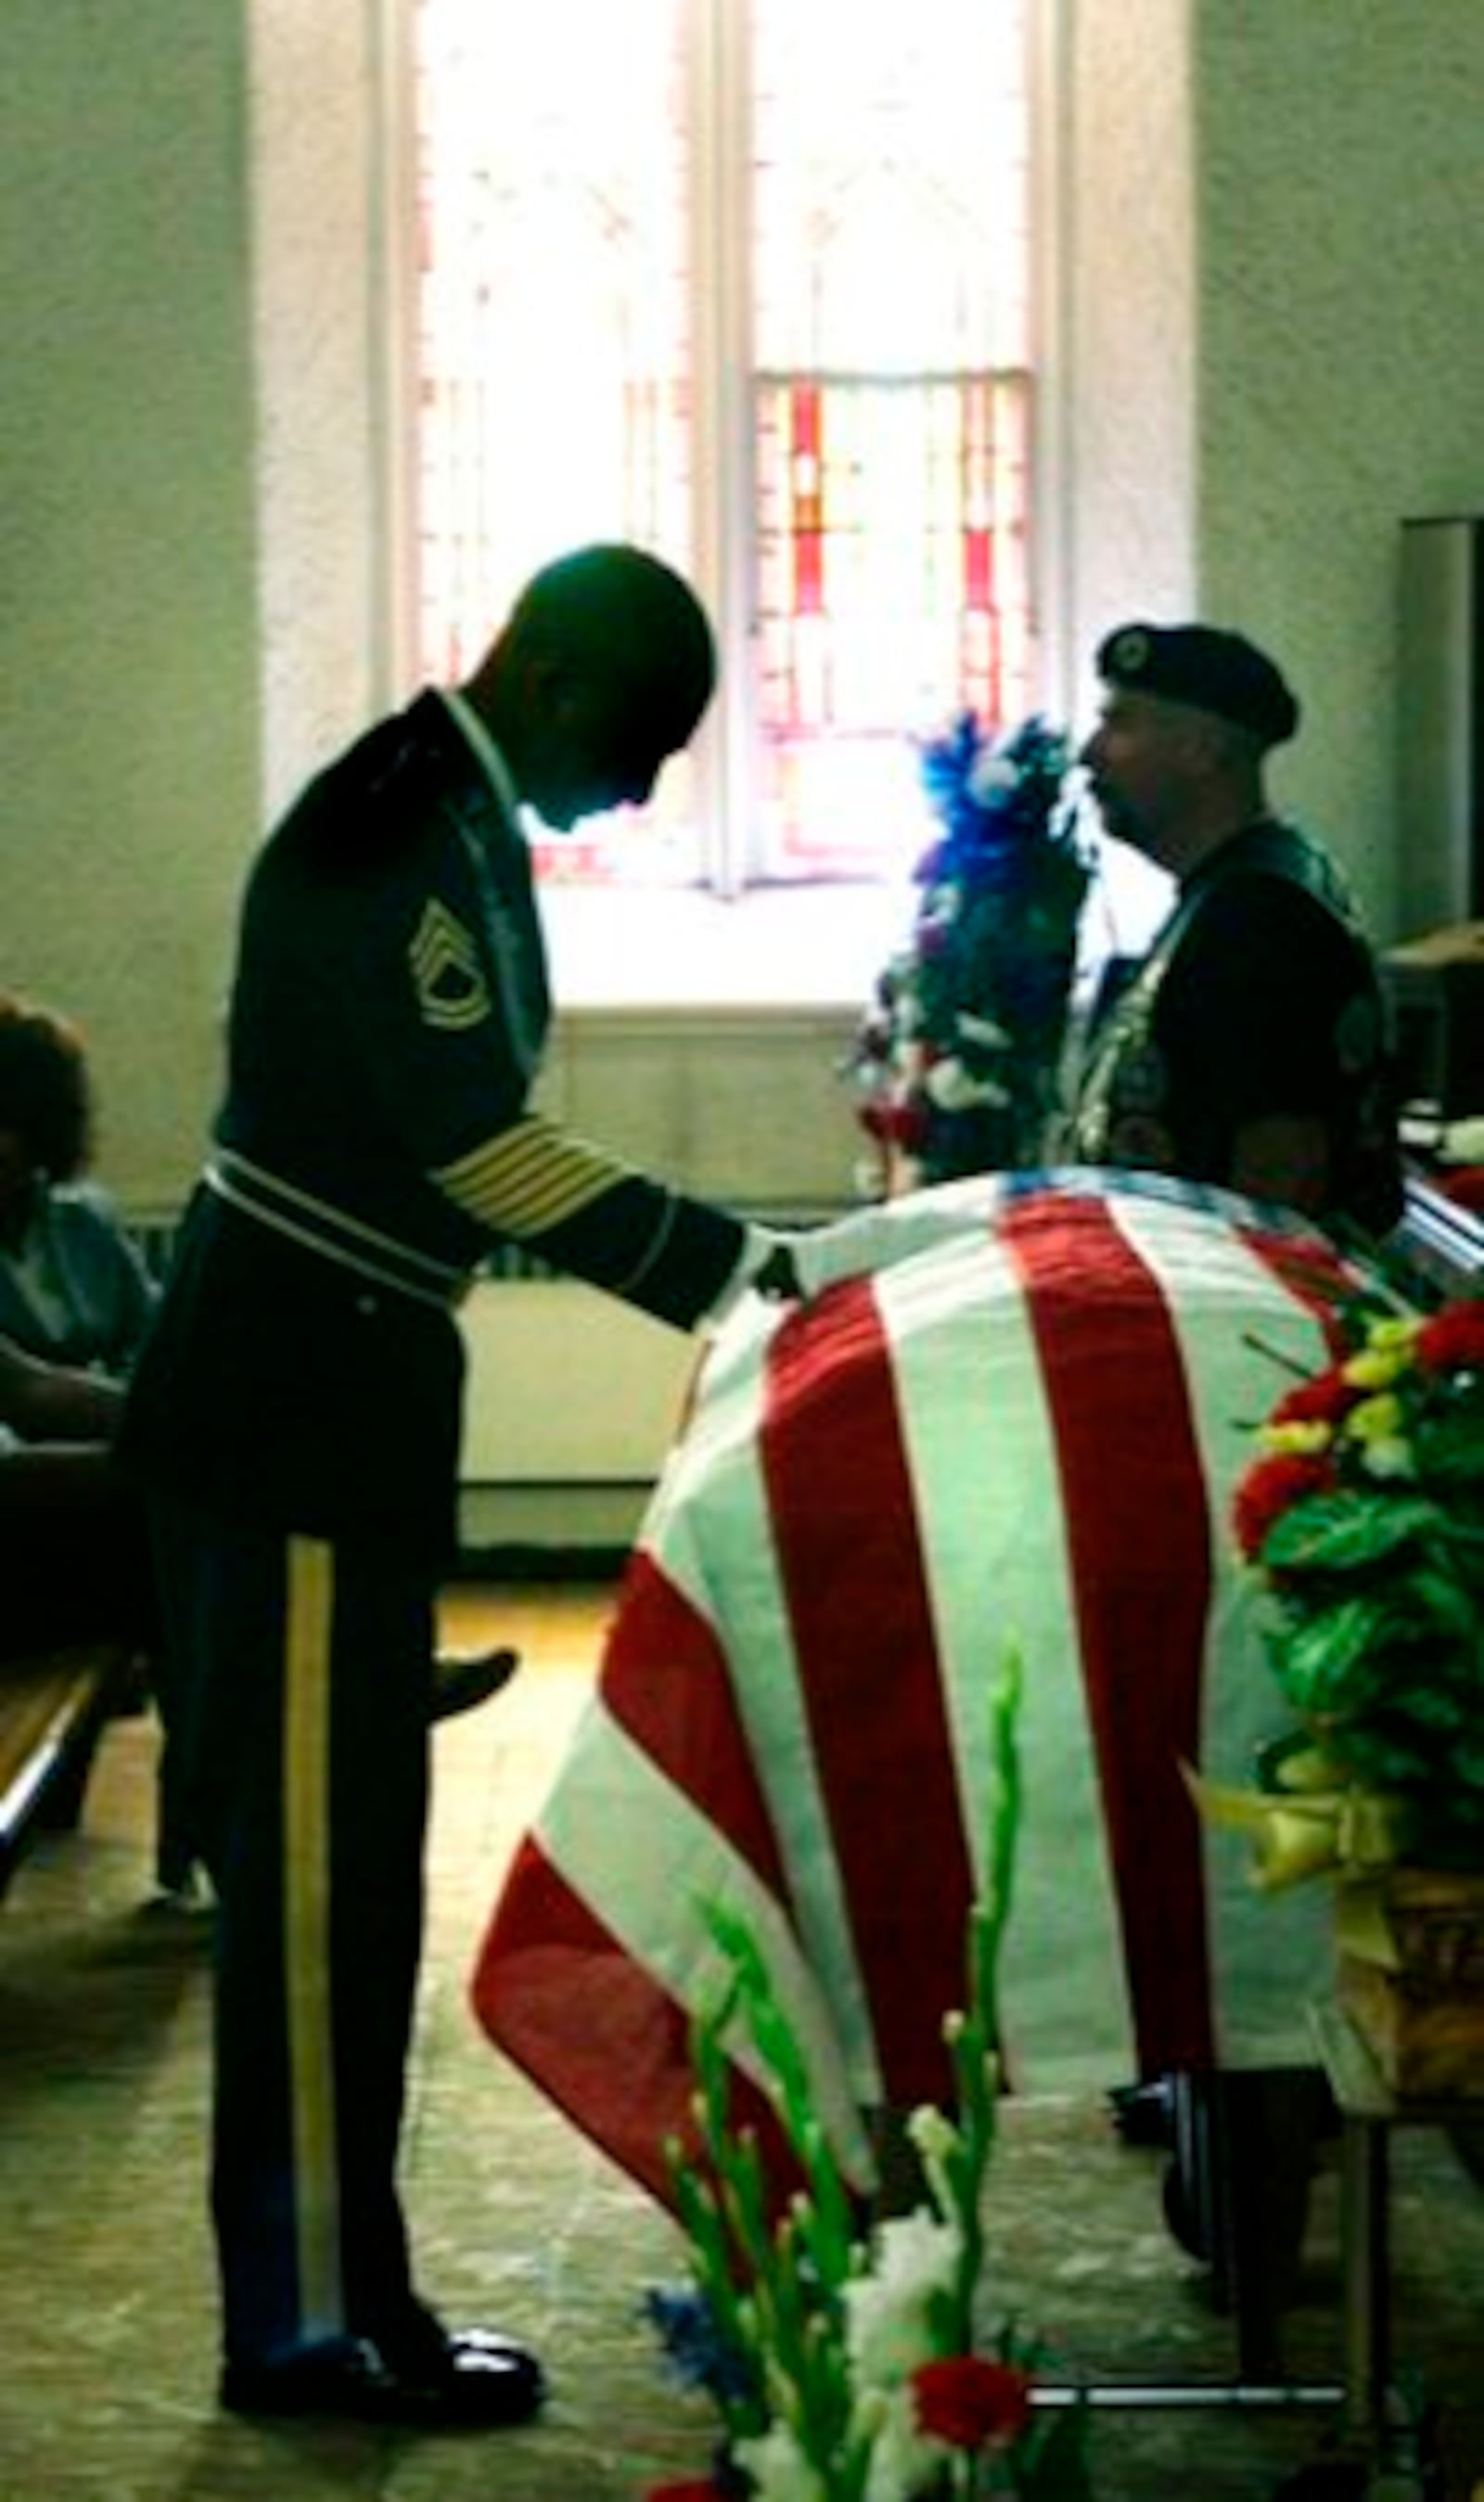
[405,0,1040,893]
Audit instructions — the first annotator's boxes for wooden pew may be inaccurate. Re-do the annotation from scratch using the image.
[0,1645,131,1905]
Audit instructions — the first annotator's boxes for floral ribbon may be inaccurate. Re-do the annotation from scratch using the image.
[1182,1754,1410,1952]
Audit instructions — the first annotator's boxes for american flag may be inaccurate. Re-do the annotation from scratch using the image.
[472,1171,1361,2209]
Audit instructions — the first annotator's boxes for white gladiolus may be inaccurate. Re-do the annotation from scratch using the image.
[732,2419,830,2502]
[905,2103,961,2214]
[844,2211,961,2385]
[862,2384,951,2501]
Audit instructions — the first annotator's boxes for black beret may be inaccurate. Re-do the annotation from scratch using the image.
[1096,621,1300,749]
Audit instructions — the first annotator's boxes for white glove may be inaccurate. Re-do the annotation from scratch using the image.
[758,1174,1011,1302]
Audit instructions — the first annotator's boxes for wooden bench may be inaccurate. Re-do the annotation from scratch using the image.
[0,1645,131,1905]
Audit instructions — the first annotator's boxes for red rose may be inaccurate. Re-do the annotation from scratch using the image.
[1270,1367,1360,1429]
[646,2483,727,2500]
[1414,1302,1484,1377]
[912,2354,1033,2450]
[1231,1450,1336,1560]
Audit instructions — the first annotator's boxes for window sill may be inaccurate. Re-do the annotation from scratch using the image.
[539,882,911,1014]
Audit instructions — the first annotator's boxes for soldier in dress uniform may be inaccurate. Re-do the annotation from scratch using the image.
[1067,621,1401,1238]
[118,545,809,2428]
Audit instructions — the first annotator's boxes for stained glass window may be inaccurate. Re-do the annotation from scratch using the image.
[410,0,1035,888]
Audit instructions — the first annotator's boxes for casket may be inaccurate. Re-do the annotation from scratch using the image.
[472,1170,1361,2208]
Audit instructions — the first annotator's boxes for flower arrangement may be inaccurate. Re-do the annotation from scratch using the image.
[644,1662,1094,2502]
[849,716,1093,1189]
[1228,1291,1484,1878]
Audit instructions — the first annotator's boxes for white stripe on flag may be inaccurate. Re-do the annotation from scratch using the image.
[876,1229,1136,2086]
[648,1320,886,2106]
[533,1691,876,2180]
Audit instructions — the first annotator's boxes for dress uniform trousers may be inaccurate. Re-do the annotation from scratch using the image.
[149,1486,436,2370]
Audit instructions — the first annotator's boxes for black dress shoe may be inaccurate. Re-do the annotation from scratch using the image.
[220,2327,546,2428]
[430,1646,520,1725]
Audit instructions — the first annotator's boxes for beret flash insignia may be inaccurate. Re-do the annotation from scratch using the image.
[1107,626,1151,679]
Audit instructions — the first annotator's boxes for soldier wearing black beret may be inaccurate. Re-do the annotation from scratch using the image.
[1065,619,1401,1234]
[1094,621,1300,751]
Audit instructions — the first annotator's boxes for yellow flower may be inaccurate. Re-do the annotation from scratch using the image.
[1343,1392,1415,1480]
[1343,1344,1411,1391]
[1347,1392,1404,1443]
[1259,1418,1334,1456]
[1365,1315,1422,1355]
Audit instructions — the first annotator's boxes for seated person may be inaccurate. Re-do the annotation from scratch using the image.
[0,994,188,1880]
[0,994,505,1900]
[0,1337,156,1651]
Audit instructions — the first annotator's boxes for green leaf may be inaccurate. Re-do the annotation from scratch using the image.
[1262,1489,1447,1574]
[1271,1592,1396,1712]
[1006,2393,1095,2498]
[1413,1402,1484,1485]
[1404,1566,1483,1644]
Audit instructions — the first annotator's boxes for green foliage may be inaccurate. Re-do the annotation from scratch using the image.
[650,1655,1096,2500]
[1261,1489,1449,1573]
[1238,1296,1484,1854]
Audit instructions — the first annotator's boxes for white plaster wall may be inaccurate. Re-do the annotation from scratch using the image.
[0,0,261,1202]
[1057,0,1198,700]
[249,0,390,824]
[1195,0,1484,937]
[1052,0,1199,949]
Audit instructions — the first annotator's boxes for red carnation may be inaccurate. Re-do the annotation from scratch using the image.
[1232,1450,1336,1560]
[1414,1302,1484,1377]
[912,2354,1033,2450]
[1271,1366,1360,1429]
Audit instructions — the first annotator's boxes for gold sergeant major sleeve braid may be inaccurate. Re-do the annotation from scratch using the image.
[430,1110,746,1316]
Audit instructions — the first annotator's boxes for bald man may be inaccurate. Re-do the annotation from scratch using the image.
[1068,622,1401,1237]
[120,545,803,2427]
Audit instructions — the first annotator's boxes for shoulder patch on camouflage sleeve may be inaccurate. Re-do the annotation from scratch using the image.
[409,897,492,1030]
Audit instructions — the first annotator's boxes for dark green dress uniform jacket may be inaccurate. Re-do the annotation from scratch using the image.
[120,691,748,1565]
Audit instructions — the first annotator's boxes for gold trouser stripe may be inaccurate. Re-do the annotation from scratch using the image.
[434,1112,635,1238]
[284,1535,343,2341]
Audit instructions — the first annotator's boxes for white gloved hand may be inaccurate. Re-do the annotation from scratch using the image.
[769,1173,1010,1302]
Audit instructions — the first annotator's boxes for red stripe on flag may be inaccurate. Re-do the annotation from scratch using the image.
[1237,1221,1359,1353]
[1003,1197,1216,2072]
[472,1836,803,2213]
[602,1550,793,1907]
[760,1283,976,2104]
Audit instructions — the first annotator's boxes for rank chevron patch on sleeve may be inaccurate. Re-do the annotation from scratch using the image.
[409,897,492,1030]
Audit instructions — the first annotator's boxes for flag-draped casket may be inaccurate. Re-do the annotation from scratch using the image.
[472,1171,1362,2208]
